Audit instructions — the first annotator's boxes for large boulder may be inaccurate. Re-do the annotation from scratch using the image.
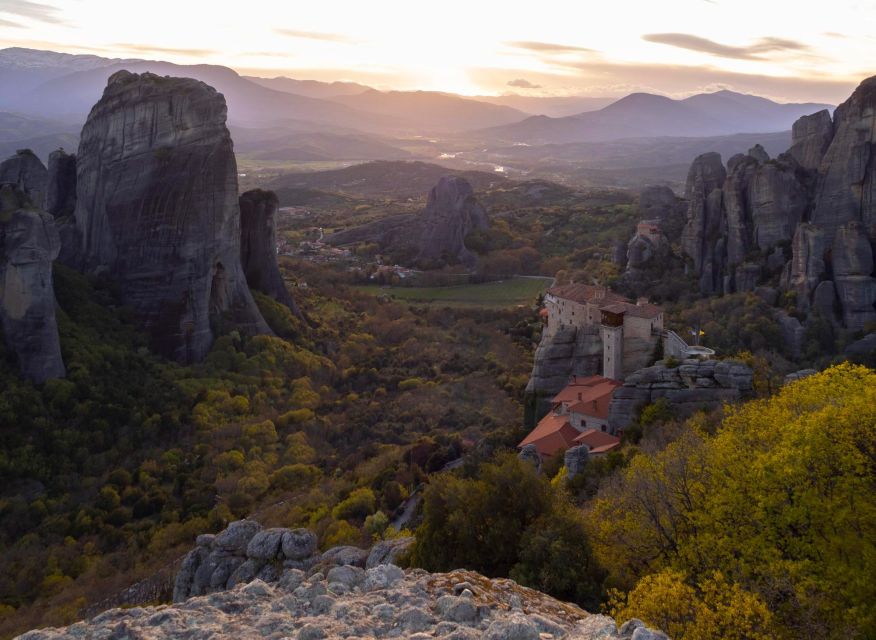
[0,184,65,383]
[366,536,414,569]
[0,149,48,206]
[415,176,488,269]
[72,71,270,362]
[239,189,300,316]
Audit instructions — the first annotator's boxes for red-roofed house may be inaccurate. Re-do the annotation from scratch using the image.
[573,428,621,455]
[520,374,623,458]
[518,414,580,457]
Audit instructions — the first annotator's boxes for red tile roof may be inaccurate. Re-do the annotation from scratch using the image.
[518,414,579,458]
[552,376,622,415]
[599,300,663,320]
[573,428,621,450]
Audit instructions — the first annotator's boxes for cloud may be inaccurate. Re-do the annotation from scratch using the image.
[470,61,855,104]
[642,33,809,60]
[507,78,542,89]
[0,16,22,27]
[506,40,594,54]
[0,0,65,24]
[275,29,355,43]
[112,43,217,57]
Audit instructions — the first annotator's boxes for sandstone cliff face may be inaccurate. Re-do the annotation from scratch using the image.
[239,189,300,316]
[788,110,833,170]
[45,149,76,218]
[415,176,489,269]
[73,71,270,362]
[679,78,876,333]
[0,184,65,383]
[0,150,48,207]
[525,325,603,423]
[811,77,876,239]
[608,359,753,432]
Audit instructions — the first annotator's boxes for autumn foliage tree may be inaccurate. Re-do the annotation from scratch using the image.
[588,364,876,639]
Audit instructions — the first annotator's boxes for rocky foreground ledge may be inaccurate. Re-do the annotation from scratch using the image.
[18,565,666,640]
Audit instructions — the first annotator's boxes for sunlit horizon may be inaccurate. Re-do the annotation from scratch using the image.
[2,0,876,102]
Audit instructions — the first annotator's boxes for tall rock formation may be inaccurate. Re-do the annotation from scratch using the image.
[679,75,876,338]
[239,189,300,316]
[811,77,876,239]
[415,176,489,269]
[0,184,65,382]
[788,110,833,170]
[45,148,77,218]
[73,71,270,362]
[325,175,490,271]
[681,152,726,293]
[0,149,48,207]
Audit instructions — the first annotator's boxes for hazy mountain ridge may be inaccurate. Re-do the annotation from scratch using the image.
[480,90,833,144]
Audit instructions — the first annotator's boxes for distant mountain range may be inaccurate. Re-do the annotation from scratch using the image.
[478,90,833,144]
[0,47,836,187]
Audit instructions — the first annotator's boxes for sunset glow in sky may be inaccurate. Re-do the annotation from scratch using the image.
[2,0,875,102]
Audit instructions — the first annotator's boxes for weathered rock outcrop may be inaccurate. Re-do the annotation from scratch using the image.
[239,189,300,316]
[608,359,753,432]
[73,71,270,362]
[24,520,667,640]
[681,152,726,284]
[45,149,76,218]
[683,146,808,294]
[788,110,833,170]
[811,77,876,239]
[415,176,489,269]
[0,184,65,382]
[325,175,489,270]
[679,77,876,337]
[0,149,48,206]
[525,325,602,422]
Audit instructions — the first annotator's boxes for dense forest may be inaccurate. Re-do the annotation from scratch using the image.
[1,175,873,639]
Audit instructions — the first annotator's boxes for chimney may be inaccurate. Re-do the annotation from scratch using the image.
[637,297,649,306]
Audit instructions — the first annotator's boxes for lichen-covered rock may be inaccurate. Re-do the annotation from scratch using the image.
[238,188,300,315]
[73,71,270,362]
[214,519,262,554]
[30,565,668,640]
[366,536,414,569]
[282,528,318,560]
[0,184,65,383]
[245,527,288,560]
[320,545,369,568]
[0,149,48,206]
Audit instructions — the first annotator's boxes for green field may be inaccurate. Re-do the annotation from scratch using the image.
[354,276,553,308]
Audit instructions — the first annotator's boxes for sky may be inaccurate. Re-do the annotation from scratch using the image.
[1,0,875,102]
